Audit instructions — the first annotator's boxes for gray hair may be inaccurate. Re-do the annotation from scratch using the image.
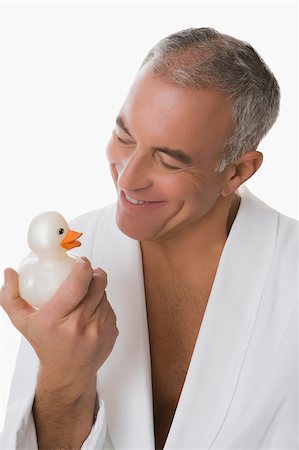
[141,28,280,172]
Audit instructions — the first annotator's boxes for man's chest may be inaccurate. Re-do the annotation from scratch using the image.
[144,275,213,448]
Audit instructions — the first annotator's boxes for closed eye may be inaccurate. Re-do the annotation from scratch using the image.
[114,130,135,146]
[116,135,130,145]
[157,153,181,171]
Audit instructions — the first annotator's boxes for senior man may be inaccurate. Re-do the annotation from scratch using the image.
[0,28,297,449]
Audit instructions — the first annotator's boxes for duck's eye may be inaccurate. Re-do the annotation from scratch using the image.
[58,228,64,235]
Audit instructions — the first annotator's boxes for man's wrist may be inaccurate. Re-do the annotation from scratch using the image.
[36,366,98,404]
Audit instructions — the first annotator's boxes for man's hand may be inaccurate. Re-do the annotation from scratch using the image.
[0,257,119,448]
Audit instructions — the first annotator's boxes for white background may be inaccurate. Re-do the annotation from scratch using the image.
[0,0,298,432]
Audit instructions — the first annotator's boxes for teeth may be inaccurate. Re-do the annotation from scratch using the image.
[125,192,146,205]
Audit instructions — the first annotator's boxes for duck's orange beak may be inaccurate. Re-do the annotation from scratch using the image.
[60,230,82,250]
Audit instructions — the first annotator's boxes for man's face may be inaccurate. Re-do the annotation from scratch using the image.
[106,67,233,241]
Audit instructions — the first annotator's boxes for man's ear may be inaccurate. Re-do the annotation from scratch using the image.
[221,151,263,197]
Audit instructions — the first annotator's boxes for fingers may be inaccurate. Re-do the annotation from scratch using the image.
[0,268,35,327]
[75,268,108,319]
[90,293,119,354]
[0,259,113,339]
[72,267,118,338]
[43,258,105,318]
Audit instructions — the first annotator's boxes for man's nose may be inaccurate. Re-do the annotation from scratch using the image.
[117,151,153,192]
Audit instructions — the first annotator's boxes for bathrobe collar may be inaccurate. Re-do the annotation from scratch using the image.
[92,185,278,449]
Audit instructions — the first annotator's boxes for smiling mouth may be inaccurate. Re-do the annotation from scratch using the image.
[124,191,164,205]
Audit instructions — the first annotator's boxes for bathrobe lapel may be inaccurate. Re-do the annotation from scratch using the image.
[91,205,155,449]
[90,185,278,448]
[165,186,279,448]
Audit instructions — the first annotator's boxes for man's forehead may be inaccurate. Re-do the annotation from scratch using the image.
[119,71,233,152]
[123,68,232,121]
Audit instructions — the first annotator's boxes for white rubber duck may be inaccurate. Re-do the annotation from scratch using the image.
[18,211,82,308]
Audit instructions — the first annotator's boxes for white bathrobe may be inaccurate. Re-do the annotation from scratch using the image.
[0,186,298,449]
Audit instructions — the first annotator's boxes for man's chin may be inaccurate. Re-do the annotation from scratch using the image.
[115,215,157,242]
[116,222,147,241]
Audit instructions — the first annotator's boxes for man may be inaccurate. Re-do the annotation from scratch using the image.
[0,28,297,449]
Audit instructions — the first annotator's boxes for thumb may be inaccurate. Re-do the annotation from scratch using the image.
[0,268,35,326]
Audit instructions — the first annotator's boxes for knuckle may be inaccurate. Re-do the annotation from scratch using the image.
[87,321,101,342]
[108,314,119,337]
[69,317,85,336]
[61,314,85,337]
[110,328,119,347]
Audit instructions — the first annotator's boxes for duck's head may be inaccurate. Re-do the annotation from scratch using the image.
[27,211,82,258]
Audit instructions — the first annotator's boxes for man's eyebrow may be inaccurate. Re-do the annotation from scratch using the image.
[116,116,133,138]
[152,147,193,165]
[116,115,193,165]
